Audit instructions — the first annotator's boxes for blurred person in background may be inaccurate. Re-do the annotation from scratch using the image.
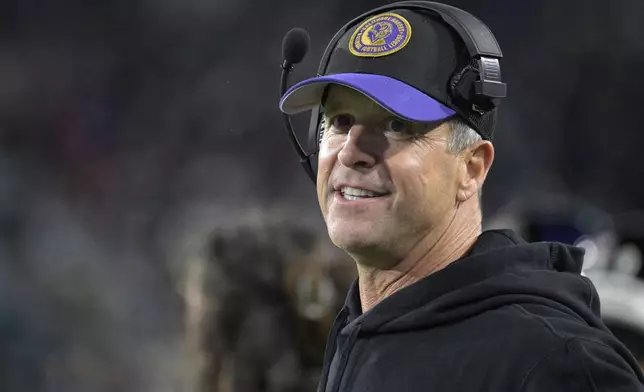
[278,1,644,391]
[487,194,644,371]
[192,220,353,392]
[586,210,644,371]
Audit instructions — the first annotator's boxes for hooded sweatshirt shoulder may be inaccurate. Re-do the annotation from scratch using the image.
[318,230,644,392]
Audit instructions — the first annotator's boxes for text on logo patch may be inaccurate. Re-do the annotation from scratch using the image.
[349,12,412,58]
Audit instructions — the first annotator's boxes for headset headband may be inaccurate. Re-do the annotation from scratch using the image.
[316,1,502,77]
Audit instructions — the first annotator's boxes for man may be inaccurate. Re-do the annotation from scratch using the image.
[196,220,320,392]
[195,217,354,392]
[279,2,644,392]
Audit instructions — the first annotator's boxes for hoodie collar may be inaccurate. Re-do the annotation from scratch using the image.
[342,229,586,326]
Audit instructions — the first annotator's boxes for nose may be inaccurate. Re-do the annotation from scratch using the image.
[337,124,378,170]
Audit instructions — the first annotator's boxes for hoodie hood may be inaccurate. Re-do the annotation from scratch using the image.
[318,229,644,392]
[342,229,604,335]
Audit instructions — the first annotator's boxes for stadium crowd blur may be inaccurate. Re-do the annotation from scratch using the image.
[1,0,644,391]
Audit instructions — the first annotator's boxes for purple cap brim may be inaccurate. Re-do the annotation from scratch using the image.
[279,73,456,123]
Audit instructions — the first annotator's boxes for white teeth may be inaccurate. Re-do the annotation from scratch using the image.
[341,186,380,198]
[343,194,362,201]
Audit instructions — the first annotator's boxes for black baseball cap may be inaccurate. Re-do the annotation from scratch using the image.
[279,8,498,139]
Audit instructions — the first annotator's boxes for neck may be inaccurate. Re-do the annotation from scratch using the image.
[356,200,482,313]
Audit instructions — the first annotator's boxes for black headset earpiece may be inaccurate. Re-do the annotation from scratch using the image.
[301,1,506,184]
[449,62,497,115]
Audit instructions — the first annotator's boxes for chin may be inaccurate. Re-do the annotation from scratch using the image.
[327,222,381,253]
[329,229,401,269]
[328,222,373,249]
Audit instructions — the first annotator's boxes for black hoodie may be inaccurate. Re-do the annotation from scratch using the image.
[318,230,644,392]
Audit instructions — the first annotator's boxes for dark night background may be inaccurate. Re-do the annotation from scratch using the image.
[1,0,643,391]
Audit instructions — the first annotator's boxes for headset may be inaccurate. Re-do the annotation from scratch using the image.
[280,1,507,184]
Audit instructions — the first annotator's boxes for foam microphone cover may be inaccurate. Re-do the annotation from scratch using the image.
[282,28,310,65]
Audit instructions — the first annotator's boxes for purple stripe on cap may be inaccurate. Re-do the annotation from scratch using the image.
[279,73,455,123]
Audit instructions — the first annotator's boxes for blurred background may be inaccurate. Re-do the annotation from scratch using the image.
[1,0,644,390]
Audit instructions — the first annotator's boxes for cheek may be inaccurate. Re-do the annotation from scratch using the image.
[316,142,336,211]
[392,149,457,213]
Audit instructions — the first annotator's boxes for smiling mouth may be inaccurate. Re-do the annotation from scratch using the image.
[339,186,389,201]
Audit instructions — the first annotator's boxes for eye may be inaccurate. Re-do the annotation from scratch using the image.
[384,117,410,133]
[331,114,354,130]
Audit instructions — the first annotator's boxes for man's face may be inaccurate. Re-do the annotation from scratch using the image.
[316,85,464,266]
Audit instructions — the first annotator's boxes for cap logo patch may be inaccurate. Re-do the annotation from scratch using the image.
[349,12,412,58]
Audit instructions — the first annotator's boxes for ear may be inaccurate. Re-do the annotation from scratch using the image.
[456,141,495,203]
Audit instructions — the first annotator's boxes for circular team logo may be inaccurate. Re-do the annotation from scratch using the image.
[349,12,412,58]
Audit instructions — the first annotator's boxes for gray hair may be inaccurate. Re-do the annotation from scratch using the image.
[445,117,485,204]
[445,117,483,154]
